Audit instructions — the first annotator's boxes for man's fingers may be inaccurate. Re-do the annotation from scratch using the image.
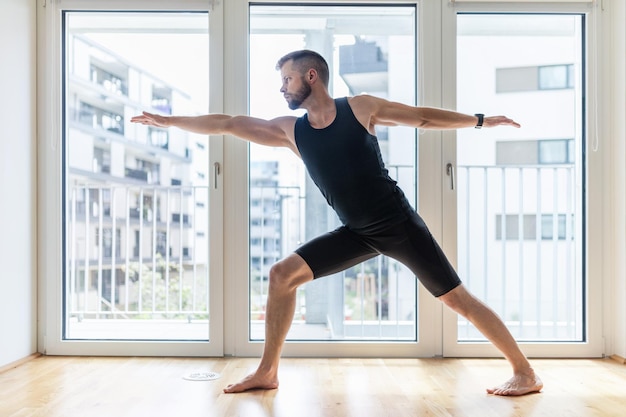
[130,112,168,128]
[486,116,521,128]
[131,113,157,125]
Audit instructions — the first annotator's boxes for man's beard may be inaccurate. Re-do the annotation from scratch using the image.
[287,79,312,110]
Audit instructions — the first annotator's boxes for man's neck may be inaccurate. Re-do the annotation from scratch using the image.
[304,93,336,129]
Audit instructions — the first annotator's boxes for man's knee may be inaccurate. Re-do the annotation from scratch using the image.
[439,284,473,315]
[268,256,312,291]
[268,262,291,289]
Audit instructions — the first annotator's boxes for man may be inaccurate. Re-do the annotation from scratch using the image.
[131,49,543,396]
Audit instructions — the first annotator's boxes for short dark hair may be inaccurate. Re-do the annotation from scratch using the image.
[276,50,330,87]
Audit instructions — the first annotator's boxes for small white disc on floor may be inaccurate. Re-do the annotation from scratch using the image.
[183,371,222,381]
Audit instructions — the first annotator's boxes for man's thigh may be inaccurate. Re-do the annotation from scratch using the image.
[295,227,378,279]
[376,213,461,297]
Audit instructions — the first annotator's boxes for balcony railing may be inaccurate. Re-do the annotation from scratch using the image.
[124,168,149,182]
[249,164,581,342]
[455,164,581,341]
[66,164,581,342]
[66,184,210,339]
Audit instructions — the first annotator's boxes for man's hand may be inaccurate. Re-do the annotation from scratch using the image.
[483,115,521,129]
[130,111,170,128]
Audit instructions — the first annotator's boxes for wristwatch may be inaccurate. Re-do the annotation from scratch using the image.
[474,113,484,129]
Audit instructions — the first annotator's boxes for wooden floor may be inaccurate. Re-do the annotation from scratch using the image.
[1,356,625,417]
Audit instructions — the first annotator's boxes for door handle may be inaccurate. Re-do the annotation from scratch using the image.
[446,163,455,190]
[213,162,220,189]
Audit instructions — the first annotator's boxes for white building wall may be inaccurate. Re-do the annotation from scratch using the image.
[68,130,94,172]
[110,141,125,178]
[457,33,580,162]
[72,38,92,79]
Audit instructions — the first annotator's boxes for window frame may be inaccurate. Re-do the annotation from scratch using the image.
[37,0,606,359]
[38,0,224,356]
[441,0,604,358]
[233,0,441,358]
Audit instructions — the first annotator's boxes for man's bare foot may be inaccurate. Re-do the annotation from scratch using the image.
[223,372,279,394]
[486,368,543,396]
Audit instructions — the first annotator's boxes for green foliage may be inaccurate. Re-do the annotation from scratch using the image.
[123,254,204,320]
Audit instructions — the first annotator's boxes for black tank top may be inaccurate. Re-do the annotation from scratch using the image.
[295,97,414,234]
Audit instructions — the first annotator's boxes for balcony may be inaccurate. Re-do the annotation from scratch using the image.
[124,168,149,182]
[455,164,581,341]
[66,184,210,340]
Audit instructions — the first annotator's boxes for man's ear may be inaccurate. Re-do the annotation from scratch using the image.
[308,69,317,82]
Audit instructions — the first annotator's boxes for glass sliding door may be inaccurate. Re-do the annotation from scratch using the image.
[61,10,218,349]
[248,5,420,345]
[443,10,600,357]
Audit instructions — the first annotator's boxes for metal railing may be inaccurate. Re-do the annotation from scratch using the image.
[66,185,210,324]
[66,164,582,342]
[456,164,581,341]
[249,164,581,342]
[249,165,418,341]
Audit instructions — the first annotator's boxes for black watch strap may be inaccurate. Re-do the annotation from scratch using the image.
[474,113,484,129]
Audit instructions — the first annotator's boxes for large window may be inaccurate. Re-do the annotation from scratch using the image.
[41,0,601,358]
[63,12,211,341]
[455,14,584,342]
[249,5,419,342]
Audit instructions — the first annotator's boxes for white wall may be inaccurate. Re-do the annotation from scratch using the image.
[0,0,38,367]
[605,0,626,360]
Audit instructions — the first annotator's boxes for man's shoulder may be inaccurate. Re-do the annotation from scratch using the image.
[270,115,299,141]
[346,94,380,117]
[347,94,377,103]
[347,94,380,111]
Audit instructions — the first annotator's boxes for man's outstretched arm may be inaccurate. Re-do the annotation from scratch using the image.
[131,112,298,151]
[350,95,520,131]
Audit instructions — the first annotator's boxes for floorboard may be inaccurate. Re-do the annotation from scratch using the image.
[0,356,625,417]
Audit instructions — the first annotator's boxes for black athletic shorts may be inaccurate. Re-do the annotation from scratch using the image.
[294,211,462,297]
